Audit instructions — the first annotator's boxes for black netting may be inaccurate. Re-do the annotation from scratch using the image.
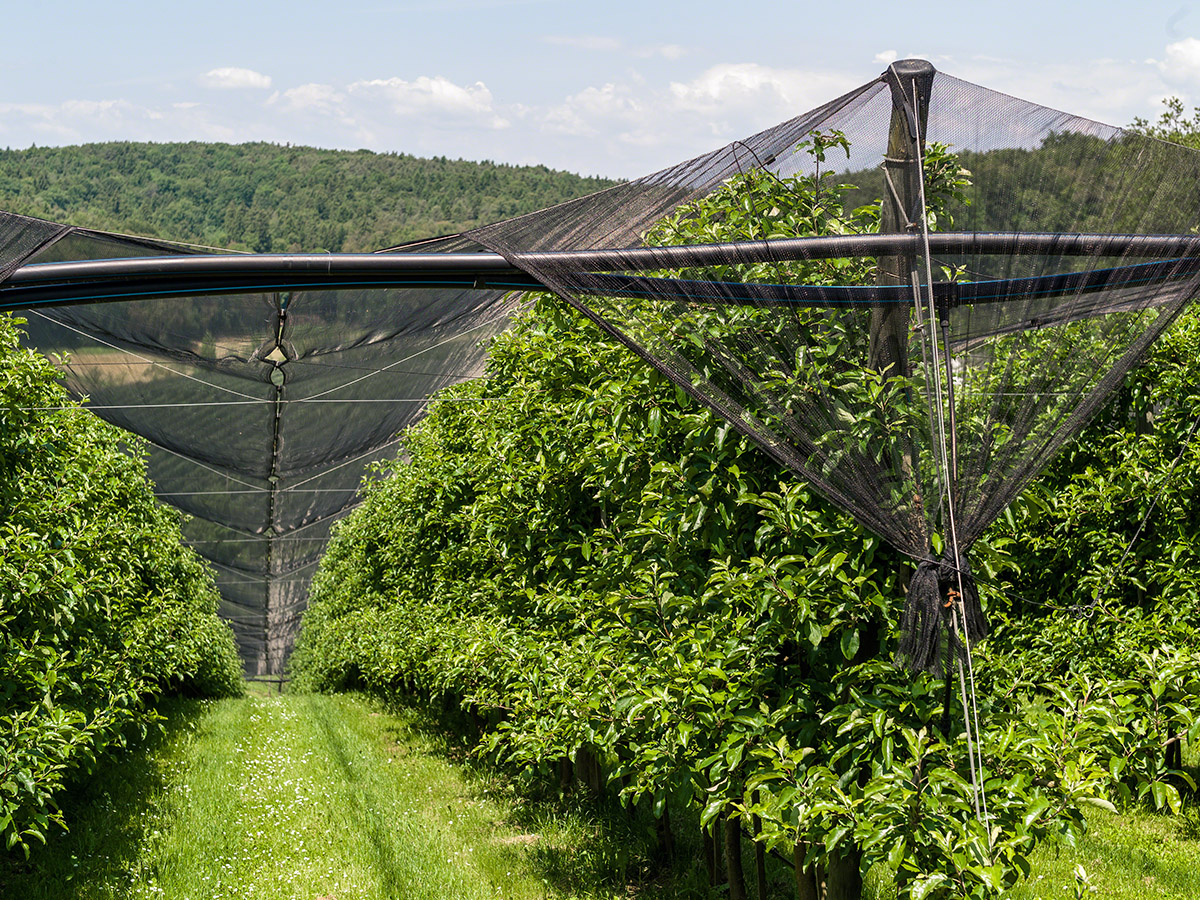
[468,62,1200,669]
[0,212,73,280]
[18,231,521,673]
[8,60,1200,672]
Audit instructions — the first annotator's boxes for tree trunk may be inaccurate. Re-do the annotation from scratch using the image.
[713,813,726,885]
[794,841,819,900]
[573,747,602,797]
[753,810,768,900]
[655,802,675,862]
[704,826,717,886]
[556,755,573,793]
[725,809,747,900]
[1167,734,1183,773]
[825,846,863,900]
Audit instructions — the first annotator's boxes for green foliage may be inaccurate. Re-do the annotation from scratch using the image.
[290,135,1175,898]
[1131,96,1200,150]
[976,303,1200,827]
[944,110,1200,842]
[285,124,1200,898]
[0,314,242,856]
[0,142,617,251]
[296,282,1127,896]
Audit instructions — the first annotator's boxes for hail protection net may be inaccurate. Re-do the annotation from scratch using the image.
[15,229,521,673]
[469,62,1200,668]
[7,60,1200,673]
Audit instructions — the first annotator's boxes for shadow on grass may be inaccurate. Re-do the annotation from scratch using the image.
[373,692,797,899]
[0,696,206,900]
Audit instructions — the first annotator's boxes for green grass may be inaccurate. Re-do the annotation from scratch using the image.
[8,689,1200,899]
[1010,802,1200,899]
[0,690,638,899]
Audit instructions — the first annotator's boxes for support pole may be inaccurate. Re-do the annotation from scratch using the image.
[872,59,935,376]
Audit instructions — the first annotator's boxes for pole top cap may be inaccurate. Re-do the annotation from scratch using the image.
[884,58,936,79]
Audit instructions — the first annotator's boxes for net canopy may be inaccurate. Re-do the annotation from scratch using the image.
[468,60,1200,670]
[5,59,1200,673]
[8,228,522,673]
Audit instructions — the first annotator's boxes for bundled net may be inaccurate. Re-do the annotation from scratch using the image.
[6,60,1200,672]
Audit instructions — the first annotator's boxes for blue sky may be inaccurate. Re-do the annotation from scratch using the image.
[6,1,1200,178]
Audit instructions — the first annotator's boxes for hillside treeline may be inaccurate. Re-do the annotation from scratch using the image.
[0,142,617,251]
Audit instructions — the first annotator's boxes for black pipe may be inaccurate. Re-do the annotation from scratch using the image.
[5,232,1200,312]
[564,255,1200,308]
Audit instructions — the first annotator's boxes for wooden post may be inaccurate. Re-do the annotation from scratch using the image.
[871,58,935,378]
[861,61,939,900]
[873,58,936,532]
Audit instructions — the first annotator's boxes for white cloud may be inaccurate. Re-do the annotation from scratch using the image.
[536,63,861,171]
[543,83,641,137]
[199,67,273,90]
[0,98,243,145]
[269,83,347,115]
[630,43,686,61]
[1157,37,1200,85]
[348,76,509,128]
[875,50,898,64]
[666,63,857,123]
[651,43,686,61]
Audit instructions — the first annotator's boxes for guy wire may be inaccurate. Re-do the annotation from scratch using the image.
[905,66,991,833]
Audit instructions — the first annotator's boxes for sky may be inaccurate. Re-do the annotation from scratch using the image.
[6,1,1200,179]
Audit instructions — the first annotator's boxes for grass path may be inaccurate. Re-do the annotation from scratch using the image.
[6,688,1200,899]
[0,690,603,900]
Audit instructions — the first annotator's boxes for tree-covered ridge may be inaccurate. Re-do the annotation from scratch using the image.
[0,142,618,251]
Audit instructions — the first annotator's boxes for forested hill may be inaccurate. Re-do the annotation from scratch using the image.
[0,142,619,252]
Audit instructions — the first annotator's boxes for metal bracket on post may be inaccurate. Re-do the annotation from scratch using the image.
[935,293,954,327]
